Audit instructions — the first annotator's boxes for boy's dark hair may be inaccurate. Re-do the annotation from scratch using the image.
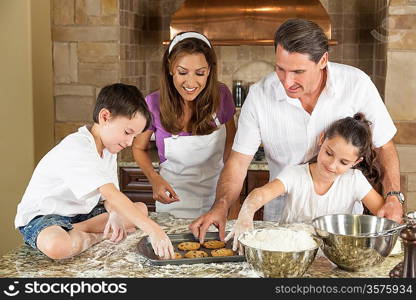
[274,18,329,63]
[324,113,382,186]
[93,83,152,131]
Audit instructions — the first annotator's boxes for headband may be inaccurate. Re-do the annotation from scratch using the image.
[168,32,212,54]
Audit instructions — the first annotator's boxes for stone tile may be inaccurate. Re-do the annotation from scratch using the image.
[357,59,374,76]
[389,6,416,15]
[53,42,78,84]
[343,0,358,13]
[88,15,119,25]
[407,192,416,211]
[388,30,416,49]
[85,0,101,16]
[357,0,376,13]
[54,85,95,96]
[396,145,416,172]
[358,44,374,59]
[148,76,161,94]
[408,173,416,191]
[54,122,86,143]
[329,45,343,61]
[55,96,95,122]
[250,46,265,60]
[220,46,238,62]
[385,51,416,120]
[331,14,344,30]
[327,0,343,14]
[53,26,119,42]
[221,61,239,76]
[78,42,119,63]
[343,29,359,44]
[343,14,360,29]
[342,44,359,59]
[78,63,120,86]
[388,15,416,30]
[401,174,408,195]
[390,0,409,6]
[237,46,250,61]
[102,0,118,15]
[75,0,88,24]
[147,61,161,76]
[53,0,74,25]
[393,122,416,144]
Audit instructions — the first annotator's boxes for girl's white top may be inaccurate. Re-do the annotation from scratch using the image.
[240,228,317,252]
[277,163,372,224]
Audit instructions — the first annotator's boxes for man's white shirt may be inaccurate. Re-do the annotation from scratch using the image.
[232,62,396,221]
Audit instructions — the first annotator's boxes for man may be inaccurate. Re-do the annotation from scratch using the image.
[190,19,403,243]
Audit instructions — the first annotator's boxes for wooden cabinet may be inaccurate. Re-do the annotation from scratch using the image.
[119,166,269,220]
[120,167,157,212]
[224,170,269,221]
[245,170,269,220]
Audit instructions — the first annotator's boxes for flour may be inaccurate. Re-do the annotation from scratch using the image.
[239,228,317,252]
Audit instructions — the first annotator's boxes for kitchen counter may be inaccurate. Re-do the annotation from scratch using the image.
[118,159,269,171]
[0,213,402,278]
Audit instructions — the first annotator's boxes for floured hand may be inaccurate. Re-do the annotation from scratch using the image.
[103,211,127,243]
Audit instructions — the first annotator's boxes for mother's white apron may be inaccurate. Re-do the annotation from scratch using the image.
[156,116,226,218]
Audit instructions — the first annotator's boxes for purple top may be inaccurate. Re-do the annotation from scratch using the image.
[145,84,236,163]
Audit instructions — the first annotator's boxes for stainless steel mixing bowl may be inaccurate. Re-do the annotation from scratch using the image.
[312,214,401,271]
[239,229,321,278]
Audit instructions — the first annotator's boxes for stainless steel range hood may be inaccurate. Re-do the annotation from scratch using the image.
[166,0,335,46]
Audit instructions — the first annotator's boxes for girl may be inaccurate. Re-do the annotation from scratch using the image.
[226,113,385,253]
[133,32,236,218]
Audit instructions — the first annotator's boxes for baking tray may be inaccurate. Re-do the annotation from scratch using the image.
[137,231,245,265]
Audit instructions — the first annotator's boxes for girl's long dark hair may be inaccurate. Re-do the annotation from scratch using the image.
[312,113,382,186]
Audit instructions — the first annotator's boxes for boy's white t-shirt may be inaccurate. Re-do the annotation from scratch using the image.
[276,163,373,224]
[15,126,119,228]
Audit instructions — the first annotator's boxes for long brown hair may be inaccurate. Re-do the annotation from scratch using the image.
[313,113,382,186]
[159,33,220,135]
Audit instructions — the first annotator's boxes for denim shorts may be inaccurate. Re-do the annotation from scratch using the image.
[18,202,107,250]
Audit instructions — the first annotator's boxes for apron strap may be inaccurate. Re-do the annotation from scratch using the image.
[212,113,221,127]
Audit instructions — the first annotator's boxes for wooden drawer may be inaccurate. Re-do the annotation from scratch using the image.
[120,167,157,192]
[246,170,269,221]
[123,192,156,212]
[119,167,157,211]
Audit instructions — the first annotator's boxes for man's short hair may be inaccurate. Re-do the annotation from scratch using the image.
[274,18,329,63]
[93,83,152,131]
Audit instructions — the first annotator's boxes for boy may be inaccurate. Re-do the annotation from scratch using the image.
[15,83,174,260]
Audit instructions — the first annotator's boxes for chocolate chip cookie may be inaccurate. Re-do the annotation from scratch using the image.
[211,248,234,257]
[184,250,208,258]
[177,242,201,251]
[202,240,226,249]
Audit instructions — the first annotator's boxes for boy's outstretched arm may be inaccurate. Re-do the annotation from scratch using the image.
[99,183,174,259]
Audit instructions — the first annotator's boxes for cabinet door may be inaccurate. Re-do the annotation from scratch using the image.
[245,170,269,220]
[119,167,157,212]
[227,179,247,220]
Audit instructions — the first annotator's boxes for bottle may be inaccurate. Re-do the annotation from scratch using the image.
[233,80,244,107]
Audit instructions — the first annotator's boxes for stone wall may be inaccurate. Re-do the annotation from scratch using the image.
[52,0,388,144]
[385,0,416,212]
[52,0,120,142]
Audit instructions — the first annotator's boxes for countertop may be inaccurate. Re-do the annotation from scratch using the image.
[0,213,402,278]
[118,159,269,171]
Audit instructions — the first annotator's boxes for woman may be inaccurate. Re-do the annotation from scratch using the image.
[133,32,236,218]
